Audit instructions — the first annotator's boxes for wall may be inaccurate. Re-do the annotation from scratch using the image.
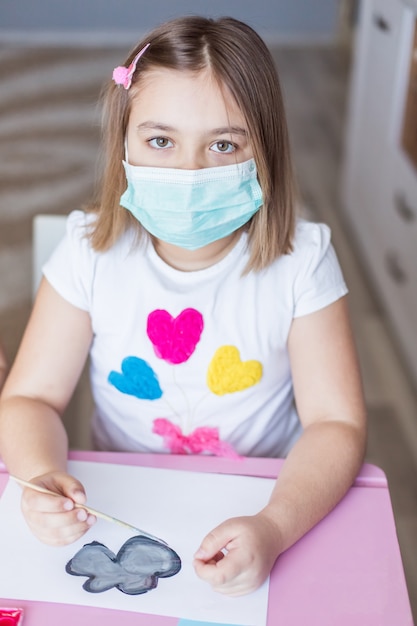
[0,0,341,45]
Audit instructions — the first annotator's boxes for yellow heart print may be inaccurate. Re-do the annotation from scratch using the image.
[207,345,263,395]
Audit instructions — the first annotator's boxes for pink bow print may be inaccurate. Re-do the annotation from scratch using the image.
[153,418,240,459]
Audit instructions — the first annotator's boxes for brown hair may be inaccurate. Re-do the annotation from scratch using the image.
[87,16,296,271]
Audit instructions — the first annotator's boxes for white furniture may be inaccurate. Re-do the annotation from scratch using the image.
[342,0,417,388]
[32,213,92,448]
[32,214,67,298]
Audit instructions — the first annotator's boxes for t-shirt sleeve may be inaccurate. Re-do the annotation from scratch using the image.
[292,221,348,318]
[42,210,95,311]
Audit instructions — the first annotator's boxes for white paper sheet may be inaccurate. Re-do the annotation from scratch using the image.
[0,460,275,625]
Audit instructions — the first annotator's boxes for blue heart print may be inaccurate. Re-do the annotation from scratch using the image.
[108,356,162,400]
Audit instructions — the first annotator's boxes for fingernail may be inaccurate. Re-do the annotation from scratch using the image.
[77,509,87,522]
[194,549,206,559]
[63,499,74,511]
[86,515,96,527]
[72,490,86,503]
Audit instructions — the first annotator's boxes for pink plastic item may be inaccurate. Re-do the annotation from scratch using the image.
[112,43,150,89]
[0,608,24,626]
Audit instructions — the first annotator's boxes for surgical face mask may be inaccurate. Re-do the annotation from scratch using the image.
[119,158,263,250]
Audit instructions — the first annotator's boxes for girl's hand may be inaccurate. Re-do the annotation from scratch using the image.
[20,471,96,545]
[193,512,282,596]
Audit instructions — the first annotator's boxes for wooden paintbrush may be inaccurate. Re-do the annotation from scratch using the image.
[10,474,167,545]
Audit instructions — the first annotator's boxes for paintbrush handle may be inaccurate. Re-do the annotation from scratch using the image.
[10,474,166,545]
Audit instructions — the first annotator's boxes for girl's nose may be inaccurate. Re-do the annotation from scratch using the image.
[177,149,206,170]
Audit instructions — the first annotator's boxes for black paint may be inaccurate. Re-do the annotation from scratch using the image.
[66,535,181,594]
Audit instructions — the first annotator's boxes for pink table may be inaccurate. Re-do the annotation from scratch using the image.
[0,451,413,625]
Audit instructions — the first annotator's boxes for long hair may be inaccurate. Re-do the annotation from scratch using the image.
[87,16,296,271]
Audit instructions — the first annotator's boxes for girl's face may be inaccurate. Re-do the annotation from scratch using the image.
[126,67,253,169]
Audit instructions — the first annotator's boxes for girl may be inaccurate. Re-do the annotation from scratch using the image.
[0,16,366,596]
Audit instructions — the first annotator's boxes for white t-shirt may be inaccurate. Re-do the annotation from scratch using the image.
[43,210,348,458]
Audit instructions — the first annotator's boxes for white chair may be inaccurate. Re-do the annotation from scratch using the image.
[31,213,92,449]
[32,214,67,299]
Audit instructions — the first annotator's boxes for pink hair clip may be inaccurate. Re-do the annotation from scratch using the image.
[112,42,150,90]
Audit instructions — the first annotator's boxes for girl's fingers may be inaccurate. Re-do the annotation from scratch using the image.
[29,519,94,546]
[194,525,233,562]
[21,472,88,515]
[25,507,96,546]
[17,472,95,546]
[22,489,74,514]
[50,508,96,528]
[20,473,96,546]
[39,474,87,505]
[26,506,94,530]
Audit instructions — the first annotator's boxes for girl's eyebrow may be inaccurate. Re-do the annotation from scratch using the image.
[136,121,247,137]
[210,126,247,137]
[137,122,174,132]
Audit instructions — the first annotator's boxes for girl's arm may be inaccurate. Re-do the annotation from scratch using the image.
[194,296,367,595]
[0,278,95,544]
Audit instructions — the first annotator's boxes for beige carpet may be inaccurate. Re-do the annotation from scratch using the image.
[0,46,122,358]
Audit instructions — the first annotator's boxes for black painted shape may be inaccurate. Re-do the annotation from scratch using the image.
[66,535,181,594]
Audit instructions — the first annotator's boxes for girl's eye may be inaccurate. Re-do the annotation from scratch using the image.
[148,137,173,149]
[211,141,236,154]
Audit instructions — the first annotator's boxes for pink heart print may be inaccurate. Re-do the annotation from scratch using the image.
[147,308,204,365]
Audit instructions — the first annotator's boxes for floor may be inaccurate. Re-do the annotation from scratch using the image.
[0,41,416,621]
